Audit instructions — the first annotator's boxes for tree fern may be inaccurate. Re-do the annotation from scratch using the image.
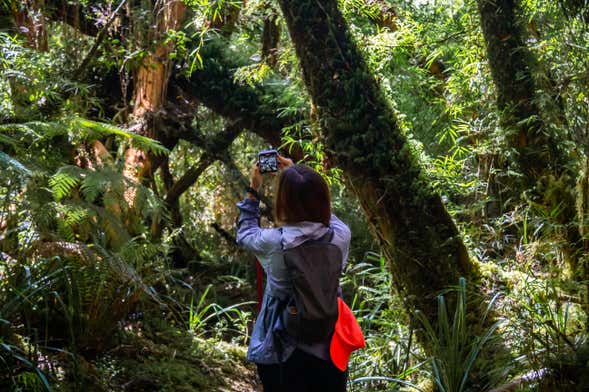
[1,118,169,159]
[135,182,170,223]
[0,132,18,149]
[94,244,165,306]
[91,204,130,247]
[118,237,163,270]
[0,121,55,141]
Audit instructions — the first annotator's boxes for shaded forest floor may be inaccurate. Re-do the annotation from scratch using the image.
[60,321,261,391]
[45,262,265,392]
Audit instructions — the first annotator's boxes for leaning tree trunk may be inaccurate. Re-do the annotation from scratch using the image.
[277,0,504,385]
[477,0,582,266]
[476,0,567,183]
[261,6,281,67]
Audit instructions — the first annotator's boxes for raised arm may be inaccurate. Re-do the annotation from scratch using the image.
[235,161,279,258]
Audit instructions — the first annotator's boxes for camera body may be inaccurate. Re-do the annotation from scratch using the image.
[258,149,278,173]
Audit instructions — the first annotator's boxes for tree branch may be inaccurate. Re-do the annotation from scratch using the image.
[165,124,242,204]
[73,0,127,79]
[172,40,305,161]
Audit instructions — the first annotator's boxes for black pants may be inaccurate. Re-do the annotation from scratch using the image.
[257,349,347,392]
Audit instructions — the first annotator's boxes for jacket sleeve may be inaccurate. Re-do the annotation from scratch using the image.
[236,198,279,258]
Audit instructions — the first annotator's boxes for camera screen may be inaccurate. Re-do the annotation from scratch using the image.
[259,153,278,173]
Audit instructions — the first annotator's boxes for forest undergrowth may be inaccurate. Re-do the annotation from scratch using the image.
[2,0,589,390]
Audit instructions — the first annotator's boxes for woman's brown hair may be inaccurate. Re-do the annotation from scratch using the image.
[274,164,331,226]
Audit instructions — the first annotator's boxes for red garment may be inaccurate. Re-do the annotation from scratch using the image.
[330,297,366,371]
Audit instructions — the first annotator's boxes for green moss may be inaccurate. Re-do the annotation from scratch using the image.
[84,323,257,392]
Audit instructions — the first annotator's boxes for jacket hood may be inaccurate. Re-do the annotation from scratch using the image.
[281,221,330,250]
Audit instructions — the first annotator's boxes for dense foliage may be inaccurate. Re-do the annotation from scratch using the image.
[1,0,588,390]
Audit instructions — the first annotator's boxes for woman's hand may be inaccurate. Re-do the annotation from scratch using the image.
[277,154,294,170]
[249,162,263,191]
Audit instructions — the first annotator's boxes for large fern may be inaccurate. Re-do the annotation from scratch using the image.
[80,167,128,203]
[73,117,169,157]
[0,121,60,146]
[1,117,170,160]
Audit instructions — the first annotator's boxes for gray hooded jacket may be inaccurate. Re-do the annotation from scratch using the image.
[236,198,351,364]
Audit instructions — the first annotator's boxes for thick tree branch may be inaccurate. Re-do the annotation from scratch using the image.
[37,1,303,162]
[172,41,305,161]
[165,124,242,204]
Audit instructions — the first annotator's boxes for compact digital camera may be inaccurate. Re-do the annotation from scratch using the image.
[258,149,278,173]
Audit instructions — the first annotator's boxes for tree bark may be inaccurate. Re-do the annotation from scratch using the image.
[10,0,49,51]
[477,0,560,181]
[123,0,186,211]
[277,2,511,384]
[477,0,582,265]
[276,0,486,340]
[262,9,281,67]
[44,0,100,36]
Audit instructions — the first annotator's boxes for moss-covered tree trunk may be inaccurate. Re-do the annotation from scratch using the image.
[276,1,501,383]
[577,151,589,327]
[477,0,563,182]
[477,0,582,265]
[262,6,281,67]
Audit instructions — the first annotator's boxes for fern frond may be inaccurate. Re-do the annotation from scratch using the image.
[93,244,165,306]
[80,176,100,204]
[118,237,162,268]
[53,203,92,242]
[91,204,131,246]
[49,166,84,200]
[57,217,76,242]
[0,121,60,140]
[0,123,42,140]
[134,183,170,223]
[74,118,169,157]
